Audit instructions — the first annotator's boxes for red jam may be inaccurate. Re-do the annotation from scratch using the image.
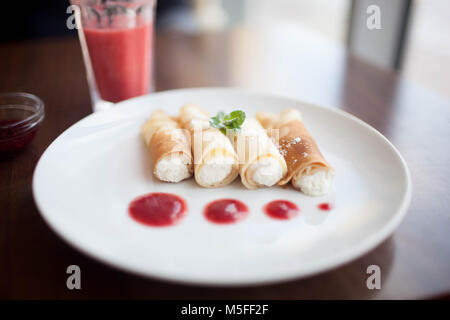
[318,203,333,211]
[204,199,249,224]
[0,119,39,158]
[128,193,187,227]
[264,200,300,220]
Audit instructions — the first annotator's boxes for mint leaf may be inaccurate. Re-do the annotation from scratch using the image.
[229,110,246,125]
[209,111,225,129]
[209,118,221,129]
[216,111,225,120]
[210,110,246,135]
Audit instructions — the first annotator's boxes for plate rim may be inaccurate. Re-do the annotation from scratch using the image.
[32,87,412,286]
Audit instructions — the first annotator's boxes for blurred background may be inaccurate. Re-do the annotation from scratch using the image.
[0,0,449,99]
[1,1,450,300]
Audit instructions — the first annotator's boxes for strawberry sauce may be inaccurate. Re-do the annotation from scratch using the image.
[318,203,333,211]
[264,200,300,220]
[128,193,186,227]
[204,199,249,224]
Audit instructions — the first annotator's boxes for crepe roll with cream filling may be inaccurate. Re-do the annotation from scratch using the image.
[179,104,239,188]
[228,118,287,189]
[256,109,334,196]
[141,109,193,182]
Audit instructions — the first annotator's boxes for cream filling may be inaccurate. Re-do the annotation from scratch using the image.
[156,156,191,183]
[197,156,233,186]
[248,157,283,187]
[293,169,333,196]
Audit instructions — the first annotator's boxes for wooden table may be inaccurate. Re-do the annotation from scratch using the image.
[1,27,450,299]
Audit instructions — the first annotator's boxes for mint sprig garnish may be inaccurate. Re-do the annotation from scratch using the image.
[210,110,246,135]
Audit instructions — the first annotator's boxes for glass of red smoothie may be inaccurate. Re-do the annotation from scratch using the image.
[71,0,156,111]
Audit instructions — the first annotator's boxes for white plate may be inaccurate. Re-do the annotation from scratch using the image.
[33,88,411,285]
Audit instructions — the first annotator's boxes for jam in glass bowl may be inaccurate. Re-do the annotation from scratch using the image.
[0,92,45,158]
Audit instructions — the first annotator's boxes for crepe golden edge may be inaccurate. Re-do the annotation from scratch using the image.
[256,109,334,196]
[141,109,193,182]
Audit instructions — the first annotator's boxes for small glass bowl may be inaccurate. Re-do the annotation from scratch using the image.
[0,92,45,158]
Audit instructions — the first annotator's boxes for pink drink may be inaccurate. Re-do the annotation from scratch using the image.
[84,23,152,103]
[72,0,156,110]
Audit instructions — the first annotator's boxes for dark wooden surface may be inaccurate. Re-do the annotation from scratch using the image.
[1,27,450,299]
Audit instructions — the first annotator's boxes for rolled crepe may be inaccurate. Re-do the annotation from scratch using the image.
[228,118,287,189]
[141,109,193,182]
[179,104,239,188]
[256,109,334,196]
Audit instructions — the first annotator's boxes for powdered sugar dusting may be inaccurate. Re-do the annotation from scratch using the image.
[278,136,302,157]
